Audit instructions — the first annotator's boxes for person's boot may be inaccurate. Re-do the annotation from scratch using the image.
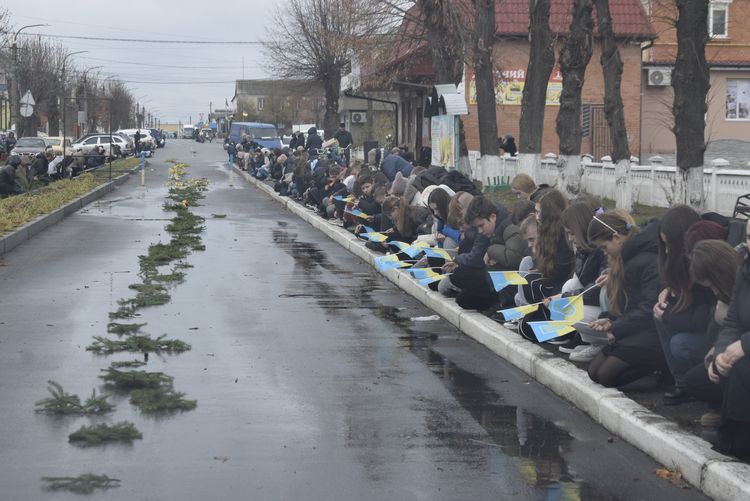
[663,386,693,406]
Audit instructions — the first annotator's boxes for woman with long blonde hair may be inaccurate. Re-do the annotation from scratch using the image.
[586,209,663,388]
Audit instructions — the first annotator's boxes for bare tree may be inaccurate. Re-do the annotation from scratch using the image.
[107,79,134,131]
[556,0,594,199]
[518,0,556,177]
[593,0,632,211]
[265,0,380,140]
[470,0,499,162]
[672,0,709,210]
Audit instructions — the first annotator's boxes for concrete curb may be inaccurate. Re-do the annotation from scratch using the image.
[235,166,750,501]
[0,165,142,257]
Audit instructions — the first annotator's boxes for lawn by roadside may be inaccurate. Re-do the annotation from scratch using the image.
[0,157,140,236]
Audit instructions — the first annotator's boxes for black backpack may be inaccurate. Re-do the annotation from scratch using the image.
[440,170,481,196]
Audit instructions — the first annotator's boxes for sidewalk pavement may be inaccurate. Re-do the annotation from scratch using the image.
[235,164,750,501]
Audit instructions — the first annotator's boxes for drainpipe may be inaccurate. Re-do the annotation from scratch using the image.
[343,90,398,146]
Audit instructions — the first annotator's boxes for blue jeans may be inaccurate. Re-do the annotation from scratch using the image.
[655,319,709,387]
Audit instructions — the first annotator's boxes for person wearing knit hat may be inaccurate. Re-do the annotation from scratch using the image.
[390,171,408,196]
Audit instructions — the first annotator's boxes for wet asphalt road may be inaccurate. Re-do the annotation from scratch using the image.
[0,141,708,501]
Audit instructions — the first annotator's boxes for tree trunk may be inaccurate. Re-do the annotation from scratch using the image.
[322,72,341,140]
[519,0,555,179]
[593,0,632,211]
[421,0,464,85]
[556,0,593,199]
[672,0,709,210]
[472,0,499,158]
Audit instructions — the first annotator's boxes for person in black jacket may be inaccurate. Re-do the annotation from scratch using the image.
[305,127,323,153]
[0,155,23,197]
[652,206,716,405]
[707,219,750,458]
[586,210,663,388]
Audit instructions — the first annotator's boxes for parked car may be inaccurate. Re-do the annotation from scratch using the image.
[228,122,283,150]
[117,129,156,150]
[44,136,73,156]
[148,128,165,148]
[71,133,131,158]
[11,137,50,165]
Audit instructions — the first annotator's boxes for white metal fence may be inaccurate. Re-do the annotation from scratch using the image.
[469,153,750,216]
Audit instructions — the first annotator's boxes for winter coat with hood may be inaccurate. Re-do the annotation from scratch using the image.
[602,221,660,340]
[305,127,323,152]
[715,254,750,357]
[486,204,526,271]
[380,153,414,182]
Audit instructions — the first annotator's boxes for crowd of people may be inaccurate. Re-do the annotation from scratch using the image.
[0,142,111,198]
[226,135,750,461]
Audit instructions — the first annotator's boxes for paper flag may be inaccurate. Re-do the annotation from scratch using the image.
[497,303,540,321]
[488,271,528,292]
[333,195,354,202]
[389,241,411,252]
[527,320,577,343]
[419,274,448,286]
[374,254,412,272]
[407,268,442,279]
[422,247,453,261]
[548,295,584,323]
[362,226,377,234]
[359,232,388,243]
[345,208,369,219]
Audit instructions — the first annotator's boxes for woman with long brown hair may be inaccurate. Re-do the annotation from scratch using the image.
[586,210,662,388]
[654,209,725,405]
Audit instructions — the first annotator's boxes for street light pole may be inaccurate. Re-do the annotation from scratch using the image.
[10,24,50,134]
[60,51,87,138]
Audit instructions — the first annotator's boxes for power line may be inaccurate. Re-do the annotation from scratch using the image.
[21,32,264,44]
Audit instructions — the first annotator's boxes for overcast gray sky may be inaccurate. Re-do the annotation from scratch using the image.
[4,0,275,125]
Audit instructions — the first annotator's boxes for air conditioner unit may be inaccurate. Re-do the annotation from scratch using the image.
[351,111,367,124]
[648,68,672,86]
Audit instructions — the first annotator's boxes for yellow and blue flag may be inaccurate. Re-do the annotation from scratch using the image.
[489,271,528,292]
[419,274,448,286]
[498,303,539,321]
[548,295,584,323]
[333,195,354,202]
[374,254,411,272]
[362,225,377,234]
[345,208,369,219]
[527,321,577,343]
[359,232,388,243]
[389,241,411,252]
[407,268,441,279]
[423,247,453,261]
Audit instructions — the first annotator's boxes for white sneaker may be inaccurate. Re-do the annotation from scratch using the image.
[569,344,604,363]
[503,321,518,329]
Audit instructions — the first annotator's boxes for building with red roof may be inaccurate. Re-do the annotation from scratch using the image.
[380,0,655,159]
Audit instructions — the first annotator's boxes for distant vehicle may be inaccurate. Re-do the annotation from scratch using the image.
[44,136,72,156]
[11,137,50,165]
[183,125,196,139]
[72,133,133,157]
[229,122,282,150]
[116,129,156,149]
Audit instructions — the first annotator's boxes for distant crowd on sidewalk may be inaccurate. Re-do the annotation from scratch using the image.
[225,126,750,461]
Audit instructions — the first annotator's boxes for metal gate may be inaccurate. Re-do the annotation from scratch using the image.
[582,104,612,161]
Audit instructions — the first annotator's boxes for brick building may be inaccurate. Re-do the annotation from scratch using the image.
[390,0,654,160]
[641,0,750,161]
[232,79,325,134]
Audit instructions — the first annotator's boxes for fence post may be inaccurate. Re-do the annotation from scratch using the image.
[649,156,663,206]
[711,158,729,212]
[600,155,611,200]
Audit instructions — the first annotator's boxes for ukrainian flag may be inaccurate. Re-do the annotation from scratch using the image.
[407,268,441,279]
[374,254,411,272]
[488,271,528,292]
[422,247,453,261]
[419,274,447,286]
[345,208,369,219]
[388,241,411,252]
[527,321,577,343]
[548,295,584,323]
[359,232,388,243]
[333,195,354,202]
[498,303,539,321]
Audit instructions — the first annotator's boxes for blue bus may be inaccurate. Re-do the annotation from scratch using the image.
[229,122,282,150]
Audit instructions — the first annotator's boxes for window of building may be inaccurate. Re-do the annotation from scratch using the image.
[726,79,750,120]
[257,97,264,111]
[709,1,730,38]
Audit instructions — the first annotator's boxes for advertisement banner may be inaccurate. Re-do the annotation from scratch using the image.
[469,68,563,106]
